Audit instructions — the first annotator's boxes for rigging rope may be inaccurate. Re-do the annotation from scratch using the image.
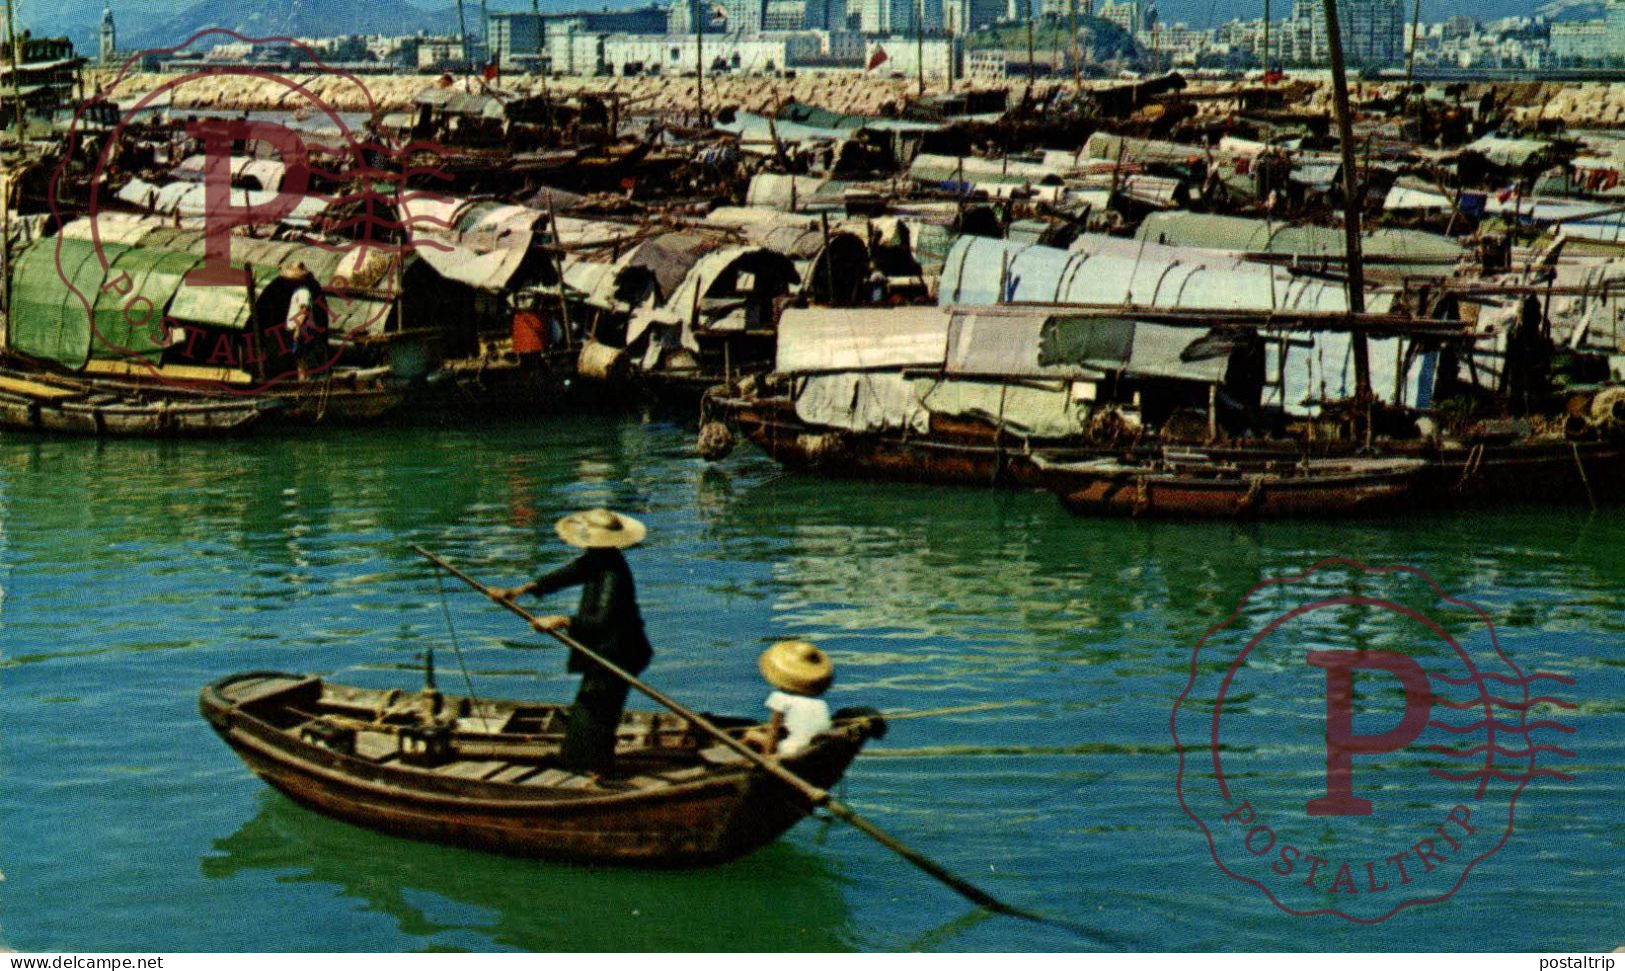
[433,565,485,719]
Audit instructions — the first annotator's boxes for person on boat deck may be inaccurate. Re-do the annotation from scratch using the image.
[495,509,653,777]
[754,640,834,757]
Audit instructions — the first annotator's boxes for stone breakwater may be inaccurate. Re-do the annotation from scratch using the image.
[87,70,931,117]
[81,69,1625,129]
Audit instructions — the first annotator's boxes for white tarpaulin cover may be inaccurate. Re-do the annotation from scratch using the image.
[795,372,928,433]
[939,235,1353,312]
[915,377,1088,438]
[776,306,950,374]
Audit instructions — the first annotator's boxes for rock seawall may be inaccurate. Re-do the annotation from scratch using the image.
[82,69,1625,130]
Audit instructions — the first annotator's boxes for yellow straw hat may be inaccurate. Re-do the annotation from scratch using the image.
[555,508,646,549]
[759,640,834,696]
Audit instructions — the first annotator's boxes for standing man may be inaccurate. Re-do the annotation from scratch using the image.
[497,508,653,778]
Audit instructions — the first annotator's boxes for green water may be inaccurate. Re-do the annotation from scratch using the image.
[0,418,1619,951]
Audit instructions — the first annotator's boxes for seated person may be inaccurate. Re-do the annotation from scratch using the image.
[753,639,834,756]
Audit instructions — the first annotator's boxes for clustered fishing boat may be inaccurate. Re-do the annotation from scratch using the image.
[0,366,277,436]
[1029,453,1430,519]
[201,670,884,866]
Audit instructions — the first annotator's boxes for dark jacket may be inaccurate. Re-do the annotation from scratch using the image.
[529,547,653,676]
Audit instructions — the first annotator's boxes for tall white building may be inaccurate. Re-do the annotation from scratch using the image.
[859,0,944,35]
[949,0,1006,32]
[99,4,117,66]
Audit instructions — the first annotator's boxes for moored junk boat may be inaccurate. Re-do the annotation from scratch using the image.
[201,671,884,866]
[0,365,278,436]
[0,222,427,433]
[701,304,1140,484]
[701,293,1450,485]
[1411,425,1625,507]
[1029,452,1429,519]
[704,230,1408,480]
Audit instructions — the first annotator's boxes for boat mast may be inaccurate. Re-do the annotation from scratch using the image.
[696,0,705,123]
[479,0,490,73]
[1069,0,1080,92]
[1321,0,1372,404]
[1025,0,1034,96]
[1403,0,1421,92]
[1261,0,1269,80]
[456,0,471,70]
[916,0,925,97]
[4,0,23,140]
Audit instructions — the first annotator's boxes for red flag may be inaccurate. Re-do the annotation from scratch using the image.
[483,61,499,81]
[867,45,888,71]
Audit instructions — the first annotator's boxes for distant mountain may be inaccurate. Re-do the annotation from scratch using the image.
[118,0,459,51]
[31,0,650,54]
[24,0,1565,58]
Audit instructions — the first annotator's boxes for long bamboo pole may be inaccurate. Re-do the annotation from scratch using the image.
[1403,0,1422,94]
[1320,0,1370,404]
[411,544,1098,940]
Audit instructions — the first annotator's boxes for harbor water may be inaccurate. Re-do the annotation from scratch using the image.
[0,417,1619,951]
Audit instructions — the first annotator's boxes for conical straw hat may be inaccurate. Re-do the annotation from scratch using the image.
[759,640,834,696]
[554,508,646,549]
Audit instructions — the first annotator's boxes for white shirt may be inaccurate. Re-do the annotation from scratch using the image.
[765,691,832,755]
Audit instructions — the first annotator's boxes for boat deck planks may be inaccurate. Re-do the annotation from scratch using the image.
[0,374,80,400]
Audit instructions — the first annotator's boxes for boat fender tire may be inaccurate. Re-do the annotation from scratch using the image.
[697,421,735,461]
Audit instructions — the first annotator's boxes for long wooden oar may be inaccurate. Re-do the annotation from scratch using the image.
[411,544,1099,941]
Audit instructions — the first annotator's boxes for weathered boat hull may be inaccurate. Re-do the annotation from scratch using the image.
[201,672,875,867]
[1415,439,1625,506]
[715,394,1077,487]
[1033,457,1428,519]
[0,373,274,437]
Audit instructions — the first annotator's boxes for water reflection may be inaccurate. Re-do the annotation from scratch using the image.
[203,791,857,952]
[0,419,1618,951]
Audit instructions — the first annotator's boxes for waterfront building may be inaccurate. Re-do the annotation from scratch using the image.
[861,0,913,34]
[858,0,945,35]
[1038,0,1095,18]
[764,0,808,30]
[99,4,117,66]
[417,39,467,70]
[1551,0,1625,65]
[948,0,1007,33]
[1098,0,1153,34]
[488,12,544,70]
[864,34,959,75]
[1340,0,1403,65]
[796,0,849,30]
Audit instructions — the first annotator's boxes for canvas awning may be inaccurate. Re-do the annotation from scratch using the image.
[7,236,214,367]
[776,306,950,374]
